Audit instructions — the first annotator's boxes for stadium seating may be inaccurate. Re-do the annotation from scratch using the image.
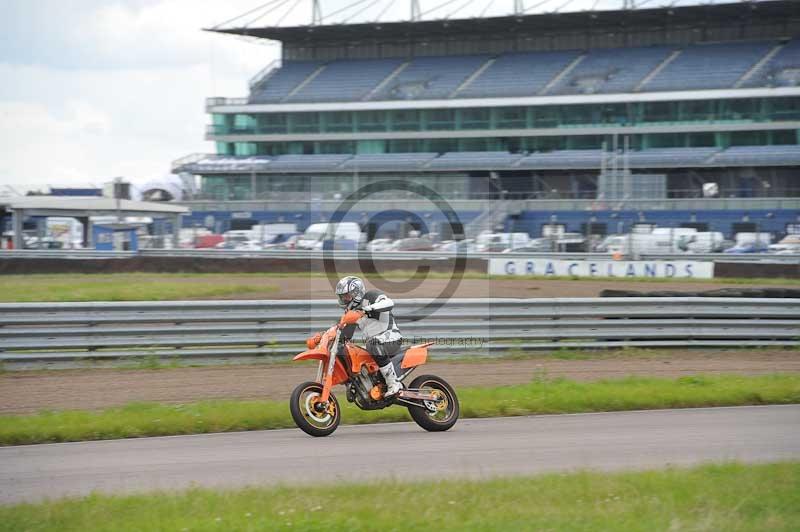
[246,41,788,103]
[178,145,800,175]
[263,154,352,172]
[712,145,800,166]
[426,151,525,170]
[517,150,604,169]
[643,41,773,91]
[340,153,438,171]
[546,46,674,95]
[249,61,323,103]
[287,59,403,102]
[456,51,580,98]
[740,39,800,88]
[624,147,719,167]
[371,55,489,101]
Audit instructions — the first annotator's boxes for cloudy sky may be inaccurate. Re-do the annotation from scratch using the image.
[0,0,722,194]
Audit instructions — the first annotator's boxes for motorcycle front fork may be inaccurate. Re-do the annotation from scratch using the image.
[316,360,324,383]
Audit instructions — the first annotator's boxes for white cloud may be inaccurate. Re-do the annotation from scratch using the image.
[0,0,278,193]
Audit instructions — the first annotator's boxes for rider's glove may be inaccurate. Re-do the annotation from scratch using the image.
[362,304,372,312]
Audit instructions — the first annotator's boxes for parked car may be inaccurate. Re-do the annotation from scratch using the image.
[502,239,554,253]
[769,235,800,254]
[366,238,394,252]
[435,239,475,254]
[296,222,364,250]
[724,242,770,254]
[389,237,434,251]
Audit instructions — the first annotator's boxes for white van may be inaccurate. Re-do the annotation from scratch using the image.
[296,222,364,250]
[683,232,726,253]
[600,233,676,256]
[476,232,531,252]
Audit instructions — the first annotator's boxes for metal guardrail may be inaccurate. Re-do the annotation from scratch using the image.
[1,298,797,369]
[2,249,799,263]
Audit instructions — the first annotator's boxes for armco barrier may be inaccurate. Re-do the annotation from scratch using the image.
[1,298,798,369]
[1,249,799,262]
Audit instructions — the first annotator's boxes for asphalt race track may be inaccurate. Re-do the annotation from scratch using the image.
[1,405,798,504]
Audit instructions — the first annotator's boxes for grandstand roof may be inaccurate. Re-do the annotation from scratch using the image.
[210,1,796,45]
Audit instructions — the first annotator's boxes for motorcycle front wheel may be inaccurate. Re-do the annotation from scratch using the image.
[406,375,459,432]
[289,381,341,437]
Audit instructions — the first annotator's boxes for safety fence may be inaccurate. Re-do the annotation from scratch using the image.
[1,249,798,263]
[1,298,798,369]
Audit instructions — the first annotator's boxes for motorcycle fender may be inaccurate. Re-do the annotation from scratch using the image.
[293,350,328,362]
[294,350,349,386]
[401,342,433,369]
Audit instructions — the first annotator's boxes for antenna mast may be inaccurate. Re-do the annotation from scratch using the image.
[312,0,322,25]
[411,0,421,21]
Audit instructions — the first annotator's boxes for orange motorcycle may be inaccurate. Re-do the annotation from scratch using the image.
[290,309,459,437]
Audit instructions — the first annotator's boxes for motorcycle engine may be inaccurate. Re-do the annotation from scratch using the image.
[350,366,380,408]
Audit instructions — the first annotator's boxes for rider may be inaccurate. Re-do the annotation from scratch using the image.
[335,276,403,397]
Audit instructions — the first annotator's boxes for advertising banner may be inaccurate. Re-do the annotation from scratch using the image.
[488,258,714,279]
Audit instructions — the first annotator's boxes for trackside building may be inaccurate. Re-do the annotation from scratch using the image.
[174,0,800,239]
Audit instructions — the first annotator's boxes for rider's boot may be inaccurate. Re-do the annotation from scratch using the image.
[379,362,402,397]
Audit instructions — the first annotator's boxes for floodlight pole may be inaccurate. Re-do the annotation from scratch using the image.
[312,0,322,25]
[411,0,421,21]
[514,0,524,16]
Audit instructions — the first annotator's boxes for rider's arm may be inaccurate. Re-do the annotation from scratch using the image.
[340,323,358,341]
[362,293,394,313]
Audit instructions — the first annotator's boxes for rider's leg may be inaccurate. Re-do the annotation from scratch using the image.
[368,339,402,397]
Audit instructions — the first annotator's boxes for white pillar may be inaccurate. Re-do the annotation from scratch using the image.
[172,215,181,249]
[11,209,23,249]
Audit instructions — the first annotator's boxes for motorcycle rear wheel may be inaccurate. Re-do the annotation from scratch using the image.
[406,375,459,432]
[290,381,341,437]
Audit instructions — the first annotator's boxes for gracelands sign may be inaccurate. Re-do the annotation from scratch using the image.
[489,259,715,279]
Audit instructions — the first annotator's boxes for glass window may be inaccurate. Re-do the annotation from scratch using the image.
[561,105,594,126]
[459,138,487,151]
[356,111,387,132]
[323,112,353,133]
[289,113,319,134]
[642,102,674,123]
[233,114,255,132]
[318,141,354,154]
[460,108,490,130]
[260,114,287,134]
[680,101,714,122]
[389,110,420,131]
[426,109,455,130]
[234,142,257,156]
[770,98,800,121]
[494,107,526,129]
[531,106,559,128]
[684,133,714,147]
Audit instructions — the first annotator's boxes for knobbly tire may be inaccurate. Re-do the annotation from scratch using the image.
[290,381,341,437]
[407,375,459,432]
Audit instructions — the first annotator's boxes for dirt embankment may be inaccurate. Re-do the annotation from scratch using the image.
[2,349,798,415]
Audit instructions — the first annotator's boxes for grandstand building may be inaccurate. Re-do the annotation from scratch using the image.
[174,0,800,238]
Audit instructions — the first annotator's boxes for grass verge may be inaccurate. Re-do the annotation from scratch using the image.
[0,274,278,302]
[1,462,798,531]
[1,373,798,446]
[0,272,797,302]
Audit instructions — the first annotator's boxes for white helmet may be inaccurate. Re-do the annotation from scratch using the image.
[335,276,365,309]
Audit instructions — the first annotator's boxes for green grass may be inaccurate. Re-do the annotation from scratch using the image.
[1,462,798,531]
[0,274,279,302]
[0,272,796,302]
[1,373,798,446]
